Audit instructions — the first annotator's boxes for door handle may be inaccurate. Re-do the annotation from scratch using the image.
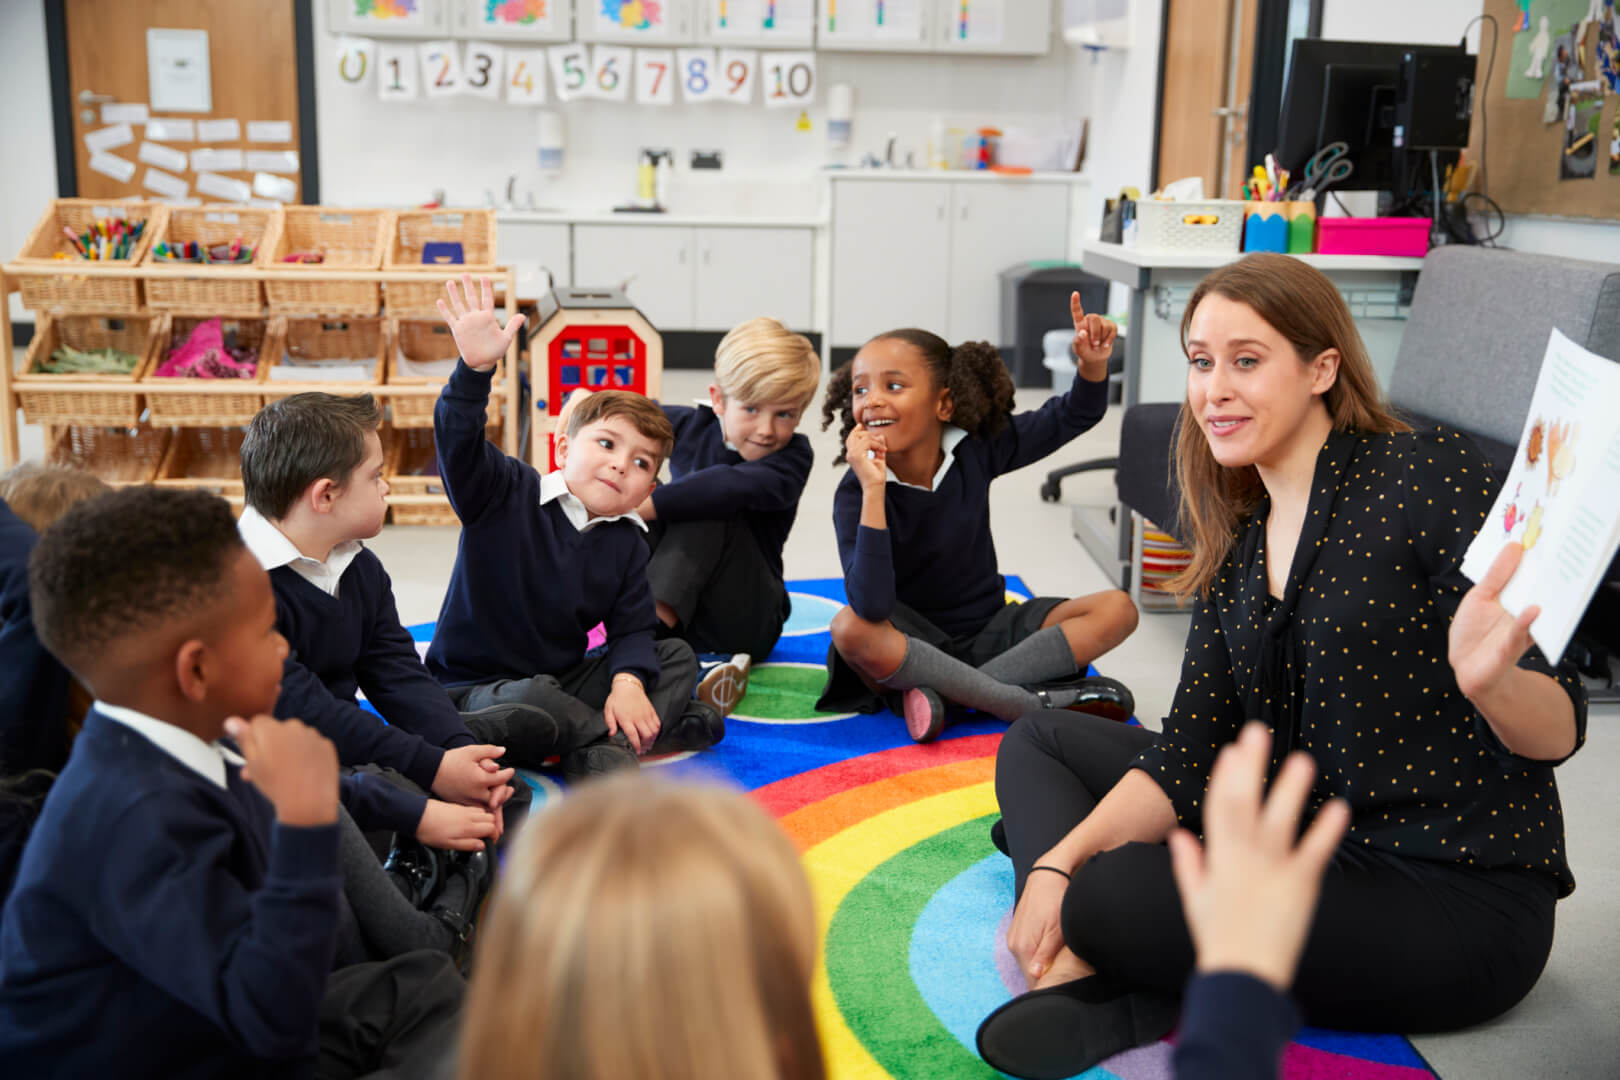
[1210,105,1247,118]
[78,89,116,103]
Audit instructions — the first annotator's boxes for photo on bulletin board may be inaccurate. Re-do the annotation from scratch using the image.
[329,0,448,37]
[453,0,564,39]
[1560,85,1603,180]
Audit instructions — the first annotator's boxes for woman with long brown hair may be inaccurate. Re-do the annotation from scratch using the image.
[975,253,1587,1079]
[456,776,825,1080]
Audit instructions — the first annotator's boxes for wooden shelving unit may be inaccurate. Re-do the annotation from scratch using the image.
[2,225,530,523]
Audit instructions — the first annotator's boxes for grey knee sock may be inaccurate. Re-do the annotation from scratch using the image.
[337,809,455,958]
[977,626,1080,686]
[878,637,1045,722]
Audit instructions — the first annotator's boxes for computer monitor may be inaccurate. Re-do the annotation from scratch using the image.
[1276,38,1467,197]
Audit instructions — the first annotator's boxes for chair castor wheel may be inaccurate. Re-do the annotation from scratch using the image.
[1039,480,1061,503]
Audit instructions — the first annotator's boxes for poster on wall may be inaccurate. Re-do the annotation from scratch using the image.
[329,0,447,37]
[1508,0,1606,100]
[455,0,563,39]
[708,0,814,42]
[589,1,674,41]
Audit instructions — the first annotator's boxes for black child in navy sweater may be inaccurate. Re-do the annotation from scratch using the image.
[818,303,1140,742]
[0,488,461,1078]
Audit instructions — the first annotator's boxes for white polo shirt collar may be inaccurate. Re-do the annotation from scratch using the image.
[539,470,648,533]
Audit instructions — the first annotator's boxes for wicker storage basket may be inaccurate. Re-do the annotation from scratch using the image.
[386,424,494,526]
[142,315,282,427]
[13,198,163,314]
[384,319,502,428]
[154,427,249,515]
[16,313,167,427]
[143,206,280,315]
[47,425,171,486]
[263,207,391,316]
[261,316,389,403]
[382,209,498,316]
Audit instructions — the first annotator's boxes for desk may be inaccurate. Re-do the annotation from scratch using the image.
[1072,241,1425,591]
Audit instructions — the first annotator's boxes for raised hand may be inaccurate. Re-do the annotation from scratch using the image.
[846,424,888,490]
[436,273,525,373]
[1070,291,1118,382]
[1449,541,1539,701]
[1169,723,1349,990]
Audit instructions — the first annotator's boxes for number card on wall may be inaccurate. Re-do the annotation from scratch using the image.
[717,50,757,104]
[419,41,464,98]
[336,36,377,88]
[676,48,719,104]
[378,42,421,100]
[549,43,591,103]
[591,45,633,102]
[636,49,675,105]
[762,51,815,108]
[506,47,548,103]
[462,42,505,98]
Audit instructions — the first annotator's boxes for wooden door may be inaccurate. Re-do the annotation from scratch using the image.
[63,0,304,203]
[1156,0,1259,199]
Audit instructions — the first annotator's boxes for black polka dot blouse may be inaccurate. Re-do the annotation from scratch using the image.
[1132,428,1588,896]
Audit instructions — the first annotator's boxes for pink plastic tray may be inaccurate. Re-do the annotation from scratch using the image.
[1315,217,1430,257]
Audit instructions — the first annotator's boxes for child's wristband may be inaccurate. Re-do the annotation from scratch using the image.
[1029,865,1071,882]
[612,672,644,690]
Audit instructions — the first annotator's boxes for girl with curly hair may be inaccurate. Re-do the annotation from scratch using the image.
[817,297,1140,741]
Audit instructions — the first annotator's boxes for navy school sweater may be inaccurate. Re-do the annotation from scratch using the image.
[1173,972,1302,1080]
[652,404,813,584]
[0,710,341,1079]
[426,360,660,688]
[835,374,1109,640]
[0,498,72,776]
[271,551,477,835]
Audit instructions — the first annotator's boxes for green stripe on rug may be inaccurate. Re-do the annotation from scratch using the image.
[824,814,1003,1079]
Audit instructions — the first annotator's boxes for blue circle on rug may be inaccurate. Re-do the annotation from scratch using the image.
[781,592,846,638]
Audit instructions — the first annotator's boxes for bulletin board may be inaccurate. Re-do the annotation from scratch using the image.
[1470,0,1620,218]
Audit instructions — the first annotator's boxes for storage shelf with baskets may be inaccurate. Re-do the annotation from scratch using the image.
[1,201,521,526]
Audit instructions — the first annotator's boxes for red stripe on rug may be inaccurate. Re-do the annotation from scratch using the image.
[750,733,1001,818]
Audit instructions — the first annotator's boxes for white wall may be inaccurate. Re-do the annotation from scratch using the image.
[311,0,1087,216]
[2,1,59,326]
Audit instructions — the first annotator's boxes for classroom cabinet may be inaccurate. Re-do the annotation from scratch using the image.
[829,179,1072,348]
[946,183,1071,343]
[578,0,696,45]
[830,181,952,346]
[572,224,813,332]
[694,0,817,47]
[499,222,572,297]
[818,0,1053,56]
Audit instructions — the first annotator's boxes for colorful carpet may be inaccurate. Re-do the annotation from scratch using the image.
[408,577,1436,1080]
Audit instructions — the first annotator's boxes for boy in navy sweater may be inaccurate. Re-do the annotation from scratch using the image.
[0,487,461,1077]
[428,274,723,779]
[561,317,818,708]
[239,391,554,843]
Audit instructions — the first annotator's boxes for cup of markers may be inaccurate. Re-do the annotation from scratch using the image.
[59,217,148,261]
[152,236,256,265]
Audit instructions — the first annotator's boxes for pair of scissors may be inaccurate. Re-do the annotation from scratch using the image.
[1287,141,1353,200]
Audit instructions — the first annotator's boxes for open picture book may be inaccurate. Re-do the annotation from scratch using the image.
[1461,328,1620,664]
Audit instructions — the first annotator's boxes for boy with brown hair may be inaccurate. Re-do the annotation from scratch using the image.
[427,275,723,780]
[239,391,547,845]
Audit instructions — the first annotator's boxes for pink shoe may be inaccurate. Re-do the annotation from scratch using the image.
[903,687,947,744]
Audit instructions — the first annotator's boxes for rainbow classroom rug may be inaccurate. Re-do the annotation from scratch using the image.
[410,577,1439,1080]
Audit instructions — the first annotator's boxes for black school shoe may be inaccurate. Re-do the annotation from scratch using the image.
[650,699,726,755]
[459,702,563,771]
[431,844,496,974]
[561,735,639,783]
[1031,674,1136,725]
[382,837,440,907]
[975,975,1180,1080]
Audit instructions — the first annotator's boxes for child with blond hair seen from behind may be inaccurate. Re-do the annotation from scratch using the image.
[456,776,824,1080]
[819,295,1139,741]
[428,275,723,781]
[559,317,819,714]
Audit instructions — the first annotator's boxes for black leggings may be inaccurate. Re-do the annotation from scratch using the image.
[995,711,1559,1033]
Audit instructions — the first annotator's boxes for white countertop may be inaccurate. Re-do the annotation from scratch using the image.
[496,209,828,228]
[823,168,1091,185]
[1081,238,1424,274]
